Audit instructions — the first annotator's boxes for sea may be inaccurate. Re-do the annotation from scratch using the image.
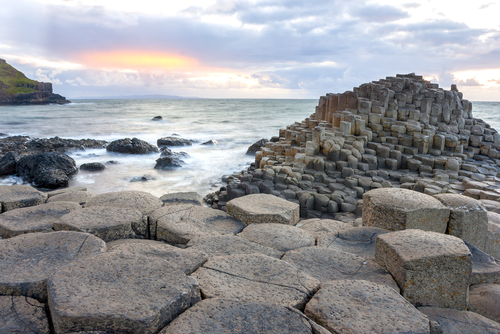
[1,100,499,198]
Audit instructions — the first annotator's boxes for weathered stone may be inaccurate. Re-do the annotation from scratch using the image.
[0,296,50,334]
[469,284,500,323]
[47,191,96,205]
[157,136,192,146]
[419,306,500,334]
[0,231,105,302]
[226,194,299,225]
[0,202,81,238]
[305,280,429,334]
[16,152,78,188]
[84,190,163,215]
[80,162,105,171]
[0,185,47,213]
[106,137,159,154]
[191,253,320,309]
[297,218,352,239]
[160,192,203,206]
[47,187,87,198]
[376,229,472,309]
[363,188,450,233]
[466,241,500,285]
[238,223,315,252]
[48,253,200,334]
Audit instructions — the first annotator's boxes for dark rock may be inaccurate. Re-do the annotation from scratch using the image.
[0,136,30,155]
[106,160,119,164]
[155,157,183,169]
[160,146,189,159]
[151,116,162,121]
[16,152,77,188]
[202,140,218,146]
[246,138,269,155]
[130,175,155,182]
[106,138,159,154]
[80,162,105,171]
[0,133,7,136]
[157,137,192,147]
[26,137,107,153]
[0,152,20,176]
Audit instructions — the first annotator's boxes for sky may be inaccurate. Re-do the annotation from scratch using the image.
[0,0,499,100]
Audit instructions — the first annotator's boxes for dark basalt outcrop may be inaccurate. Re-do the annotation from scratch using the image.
[106,138,159,154]
[16,152,78,188]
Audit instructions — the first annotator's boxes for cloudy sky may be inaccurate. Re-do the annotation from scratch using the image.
[1,0,499,100]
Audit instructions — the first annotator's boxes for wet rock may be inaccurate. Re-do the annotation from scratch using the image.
[155,156,183,169]
[419,306,500,333]
[246,138,269,155]
[160,192,203,206]
[0,151,20,176]
[130,174,155,182]
[157,137,192,147]
[201,139,218,145]
[80,162,105,171]
[151,115,162,121]
[106,137,159,154]
[0,296,50,334]
[25,137,107,153]
[226,194,300,225]
[186,235,283,258]
[159,146,189,158]
[16,152,78,188]
[238,223,315,252]
[0,184,47,213]
[84,190,163,215]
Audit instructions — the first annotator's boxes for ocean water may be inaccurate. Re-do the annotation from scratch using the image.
[0,99,317,197]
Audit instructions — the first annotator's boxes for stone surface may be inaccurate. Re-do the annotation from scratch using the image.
[160,192,203,206]
[305,280,429,334]
[84,190,163,215]
[186,234,283,258]
[376,229,472,309]
[55,206,147,242]
[160,298,330,334]
[469,284,500,323]
[226,194,300,225]
[363,188,450,233]
[80,162,105,171]
[419,306,500,334]
[16,152,78,188]
[297,218,353,239]
[238,223,315,252]
[0,201,81,238]
[0,231,105,302]
[106,137,159,154]
[0,296,50,334]
[466,241,500,285]
[0,185,47,213]
[48,253,201,334]
[191,253,320,309]
[47,191,96,205]
[157,136,192,147]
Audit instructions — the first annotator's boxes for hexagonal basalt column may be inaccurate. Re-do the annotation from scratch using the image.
[226,194,299,225]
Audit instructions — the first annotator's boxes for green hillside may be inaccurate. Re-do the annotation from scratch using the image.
[0,61,39,95]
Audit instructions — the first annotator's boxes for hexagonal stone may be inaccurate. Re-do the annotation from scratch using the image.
[160,192,203,206]
[159,298,331,334]
[317,226,390,259]
[363,188,450,233]
[47,191,96,205]
[152,204,246,245]
[54,206,147,242]
[238,223,315,252]
[48,253,201,334]
[186,235,283,258]
[465,241,500,285]
[0,231,105,302]
[376,229,472,309]
[106,239,207,274]
[435,193,489,251]
[305,280,429,334]
[419,306,500,333]
[84,190,163,215]
[0,201,82,238]
[297,218,353,239]
[0,296,50,334]
[191,253,320,309]
[469,284,500,323]
[226,194,299,225]
[0,185,47,213]
[282,247,399,292]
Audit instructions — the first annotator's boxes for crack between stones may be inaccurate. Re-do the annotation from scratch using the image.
[154,205,194,221]
[75,234,91,257]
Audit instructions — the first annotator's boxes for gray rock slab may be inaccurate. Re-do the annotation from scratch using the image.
[48,253,201,334]
[465,241,500,285]
[282,247,400,292]
[159,298,330,334]
[0,185,47,213]
[0,201,82,238]
[363,188,450,233]
[238,223,315,252]
[191,253,320,310]
[297,218,353,239]
[0,231,105,302]
[481,199,500,211]
[186,235,283,258]
[419,306,500,334]
[160,192,203,206]
[153,204,246,245]
[47,191,96,205]
[469,284,500,323]
[305,280,429,334]
[376,229,472,309]
[317,226,390,259]
[84,190,163,215]
[106,239,207,274]
[226,193,299,225]
[0,296,50,334]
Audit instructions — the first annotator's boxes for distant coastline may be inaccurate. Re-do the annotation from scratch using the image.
[71,94,202,100]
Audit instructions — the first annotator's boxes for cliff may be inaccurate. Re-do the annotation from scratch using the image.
[0,58,70,105]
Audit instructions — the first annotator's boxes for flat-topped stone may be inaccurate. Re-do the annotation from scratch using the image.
[160,192,203,206]
[297,218,353,239]
[466,241,500,285]
[84,190,163,215]
[160,298,330,334]
[0,296,50,334]
[47,191,96,205]
[0,201,81,238]
[226,194,299,225]
[0,185,47,213]
[282,247,399,292]
[47,187,87,198]
[48,253,201,334]
[376,229,472,309]
[0,231,105,302]
[363,188,450,233]
[186,235,283,258]
[419,306,500,333]
[191,253,320,309]
[304,280,429,334]
[54,206,147,242]
[238,223,315,252]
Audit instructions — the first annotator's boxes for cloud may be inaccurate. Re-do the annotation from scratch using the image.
[349,4,409,23]
[456,77,483,86]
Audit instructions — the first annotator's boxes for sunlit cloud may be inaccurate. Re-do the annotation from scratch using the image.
[453,69,500,87]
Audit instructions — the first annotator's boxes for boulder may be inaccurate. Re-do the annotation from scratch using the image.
[282,247,400,292]
[47,191,96,205]
[16,152,78,188]
[0,296,50,334]
[157,137,192,147]
[48,253,201,334]
[0,184,47,213]
[160,298,330,334]
[201,139,218,145]
[191,253,320,309]
[80,162,105,171]
[376,229,472,309]
[246,138,269,155]
[226,194,300,225]
[54,206,147,242]
[186,235,283,258]
[130,174,155,182]
[238,223,315,252]
[84,190,163,215]
[160,192,203,206]
[0,201,81,238]
[0,231,105,302]
[159,146,189,158]
[154,156,183,169]
[151,115,162,121]
[304,280,429,334]
[466,241,500,285]
[363,188,450,233]
[106,137,159,154]
[0,151,20,176]
[419,306,500,333]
